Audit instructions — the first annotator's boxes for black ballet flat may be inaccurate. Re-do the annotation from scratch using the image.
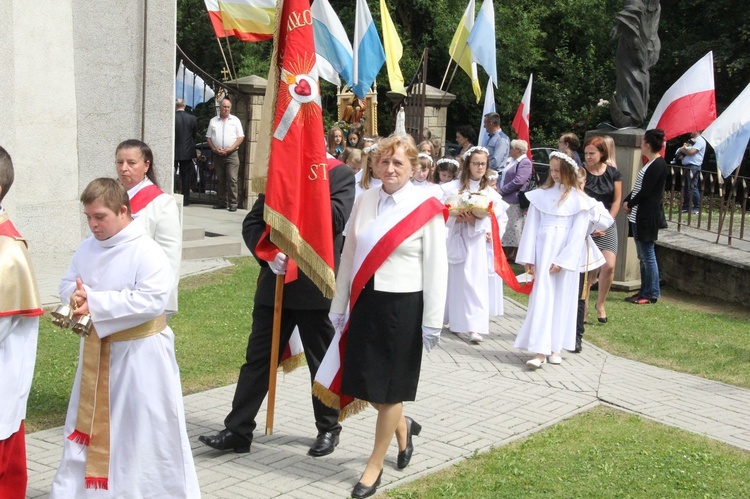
[397,416,422,470]
[351,469,382,498]
[598,316,608,323]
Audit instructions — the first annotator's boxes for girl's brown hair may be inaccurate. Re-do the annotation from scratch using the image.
[459,150,489,192]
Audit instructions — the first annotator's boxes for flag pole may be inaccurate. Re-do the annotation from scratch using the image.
[215,37,233,80]
[438,51,465,108]
[224,38,238,81]
[439,59,454,91]
[714,167,741,244]
[265,274,285,435]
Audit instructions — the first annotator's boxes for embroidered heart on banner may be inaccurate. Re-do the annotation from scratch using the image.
[294,80,311,97]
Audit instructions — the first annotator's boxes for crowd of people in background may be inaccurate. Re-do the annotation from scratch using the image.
[1,96,674,498]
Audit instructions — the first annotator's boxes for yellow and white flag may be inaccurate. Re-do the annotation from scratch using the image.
[449,0,481,102]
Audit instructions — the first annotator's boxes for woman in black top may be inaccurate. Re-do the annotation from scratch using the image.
[623,129,668,304]
[453,125,476,162]
[583,136,622,322]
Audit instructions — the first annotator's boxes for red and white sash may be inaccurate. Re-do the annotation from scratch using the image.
[312,193,446,420]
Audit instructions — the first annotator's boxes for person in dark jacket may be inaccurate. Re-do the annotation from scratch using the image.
[623,128,667,304]
[199,158,355,456]
[174,99,197,205]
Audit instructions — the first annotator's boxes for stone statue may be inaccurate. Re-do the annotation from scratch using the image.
[610,0,661,128]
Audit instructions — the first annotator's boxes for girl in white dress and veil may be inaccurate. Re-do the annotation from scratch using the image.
[514,152,596,368]
[443,147,508,343]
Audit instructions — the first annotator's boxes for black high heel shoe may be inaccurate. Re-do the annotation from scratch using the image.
[351,469,382,498]
[397,416,422,470]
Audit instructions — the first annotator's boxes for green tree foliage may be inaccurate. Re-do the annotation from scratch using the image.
[177,0,750,152]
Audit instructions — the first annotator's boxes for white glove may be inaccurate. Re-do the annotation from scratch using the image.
[422,326,441,353]
[329,312,346,334]
[268,253,288,275]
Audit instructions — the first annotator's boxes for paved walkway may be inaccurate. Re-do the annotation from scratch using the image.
[25,205,750,498]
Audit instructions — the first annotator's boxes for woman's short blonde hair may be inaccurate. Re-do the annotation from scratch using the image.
[376,134,418,173]
[510,139,528,154]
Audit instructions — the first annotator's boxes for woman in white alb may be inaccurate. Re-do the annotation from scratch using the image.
[115,140,182,315]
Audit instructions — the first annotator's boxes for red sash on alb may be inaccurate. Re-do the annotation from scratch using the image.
[129,185,164,215]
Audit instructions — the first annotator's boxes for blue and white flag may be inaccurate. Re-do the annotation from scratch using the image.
[478,77,495,147]
[702,82,750,178]
[176,61,215,108]
[352,0,385,98]
[467,0,497,87]
[312,0,353,87]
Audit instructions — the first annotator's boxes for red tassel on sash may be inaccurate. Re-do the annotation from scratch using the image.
[85,477,109,490]
[67,430,90,446]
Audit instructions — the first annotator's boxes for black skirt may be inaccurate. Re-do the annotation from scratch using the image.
[341,278,424,404]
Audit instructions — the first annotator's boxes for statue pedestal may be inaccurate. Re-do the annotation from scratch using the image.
[584,128,645,291]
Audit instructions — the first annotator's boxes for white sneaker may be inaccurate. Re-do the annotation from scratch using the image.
[548,354,562,365]
[526,357,546,369]
[468,332,483,343]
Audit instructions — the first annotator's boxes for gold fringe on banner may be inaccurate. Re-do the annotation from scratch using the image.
[264,206,336,299]
[279,352,305,373]
[311,381,368,422]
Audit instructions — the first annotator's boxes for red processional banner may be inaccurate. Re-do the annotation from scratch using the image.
[260,0,336,297]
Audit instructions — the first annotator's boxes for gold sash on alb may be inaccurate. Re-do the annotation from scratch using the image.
[69,314,167,490]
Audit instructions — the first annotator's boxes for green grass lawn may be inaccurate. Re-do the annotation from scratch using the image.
[387,407,750,498]
[504,271,750,390]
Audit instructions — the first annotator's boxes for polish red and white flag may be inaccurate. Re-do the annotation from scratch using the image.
[647,52,716,141]
[511,73,533,158]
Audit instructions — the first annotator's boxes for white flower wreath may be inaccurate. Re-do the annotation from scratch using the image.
[462,146,489,160]
[436,158,459,168]
[417,153,434,165]
[549,151,579,172]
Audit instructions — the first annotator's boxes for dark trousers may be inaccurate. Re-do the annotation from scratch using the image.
[224,304,341,442]
[681,164,701,211]
[175,159,194,205]
[576,272,586,342]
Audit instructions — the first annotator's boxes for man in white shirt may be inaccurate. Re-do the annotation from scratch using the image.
[677,131,706,214]
[206,97,245,212]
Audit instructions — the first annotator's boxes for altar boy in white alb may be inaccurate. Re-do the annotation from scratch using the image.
[50,178,200,498]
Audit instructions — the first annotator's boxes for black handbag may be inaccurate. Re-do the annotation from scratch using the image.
[518,172,539,210]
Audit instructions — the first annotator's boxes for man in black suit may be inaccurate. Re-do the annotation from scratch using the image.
[174,98,198,205]
[200,158,355,457]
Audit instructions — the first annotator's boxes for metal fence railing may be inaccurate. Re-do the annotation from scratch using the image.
[663,163,750,246]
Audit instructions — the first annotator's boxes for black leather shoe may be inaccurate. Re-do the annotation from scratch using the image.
[198,429,250,453]
[308,431,339,457]
[351,469,382,498]
[397,416,422,469]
